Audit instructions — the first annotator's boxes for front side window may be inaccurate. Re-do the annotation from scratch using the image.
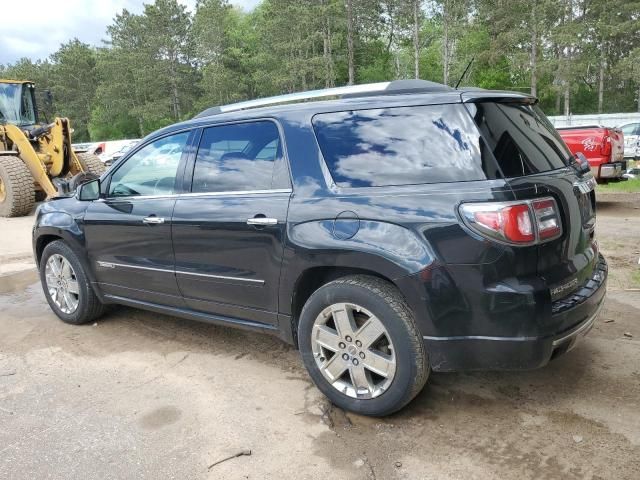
[108,132,189,197]
[0,83,36,126]
[192,121,281,193]
[313,105,492,188]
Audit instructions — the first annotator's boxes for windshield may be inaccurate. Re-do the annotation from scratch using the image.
[0,83,36,126]
[466,101,571,178]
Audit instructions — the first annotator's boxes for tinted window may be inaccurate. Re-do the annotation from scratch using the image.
[313,105,493,187]
[108,132,189,197]
[192,121,281,193]
[620,124,639,135]
[467,102,570,177]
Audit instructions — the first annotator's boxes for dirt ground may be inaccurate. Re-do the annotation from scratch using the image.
[0,198,639,480]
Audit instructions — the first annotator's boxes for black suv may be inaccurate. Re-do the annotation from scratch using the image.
[33,80,607,415]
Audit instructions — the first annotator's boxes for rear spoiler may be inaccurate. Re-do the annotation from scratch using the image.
[460,90,537,104]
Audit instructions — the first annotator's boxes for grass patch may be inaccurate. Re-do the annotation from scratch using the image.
[597,178,640,193]
[632,270,640,289]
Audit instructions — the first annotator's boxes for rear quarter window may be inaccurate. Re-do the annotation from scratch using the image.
[312,104,496,188]
[466,102,570,177]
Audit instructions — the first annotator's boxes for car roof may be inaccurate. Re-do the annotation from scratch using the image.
[145,80,534,142]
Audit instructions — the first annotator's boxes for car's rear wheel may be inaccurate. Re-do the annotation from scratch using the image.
[299,275,429,416]
[39,240,105,325]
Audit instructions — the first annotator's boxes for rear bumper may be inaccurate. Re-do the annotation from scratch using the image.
[424,255,607,372]
[593,161,627,179]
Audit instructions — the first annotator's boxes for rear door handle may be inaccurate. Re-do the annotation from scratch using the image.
[143,216,165,224]
[247,217,278,226]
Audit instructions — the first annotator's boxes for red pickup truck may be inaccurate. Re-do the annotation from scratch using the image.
[557,126,626,182]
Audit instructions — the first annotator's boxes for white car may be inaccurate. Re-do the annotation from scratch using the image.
[622,167,640,179]
[88,139,140,164]
[619,123,640,159]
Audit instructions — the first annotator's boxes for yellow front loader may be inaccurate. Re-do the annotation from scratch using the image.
[0,80,105,217]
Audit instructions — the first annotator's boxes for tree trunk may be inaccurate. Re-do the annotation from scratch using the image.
[598,44,605,113]
[321,0,334,88]
[561,0,572,117]
[172,83,181,119]
[413,0,420,79]
[138,116,145,138]
[345,0,355,85]
[530,3,537,97]
[443,3,449,85]
[169,55,181,120]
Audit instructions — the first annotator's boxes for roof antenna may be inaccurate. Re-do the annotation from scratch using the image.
[455,57,474,89]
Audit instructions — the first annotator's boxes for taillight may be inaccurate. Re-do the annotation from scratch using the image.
[459,197,562,246]
[600,135,611,156]
[531,198,562,239]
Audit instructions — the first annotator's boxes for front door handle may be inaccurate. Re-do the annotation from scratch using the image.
[247,217,278,226]
[143,216,165,224]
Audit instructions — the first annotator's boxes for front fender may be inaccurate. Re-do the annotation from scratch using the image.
[32,201,99,290]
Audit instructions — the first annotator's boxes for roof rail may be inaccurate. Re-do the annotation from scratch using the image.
[194,79,453,119]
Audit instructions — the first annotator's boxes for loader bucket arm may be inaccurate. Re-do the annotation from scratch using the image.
[3,123,57,197]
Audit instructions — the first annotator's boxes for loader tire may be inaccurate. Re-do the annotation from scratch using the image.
[0,156,35,217]
[77,152,106,176]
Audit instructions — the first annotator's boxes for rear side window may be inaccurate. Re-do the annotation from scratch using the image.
[466,102,570,177]
[192,121,282,193]
[313,105,495,187]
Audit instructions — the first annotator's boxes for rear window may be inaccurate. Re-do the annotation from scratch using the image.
[466,102,570,177]
[313,104,497,187]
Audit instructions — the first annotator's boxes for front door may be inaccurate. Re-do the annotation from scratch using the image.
[172,120,291,326]
[84,130,192,307]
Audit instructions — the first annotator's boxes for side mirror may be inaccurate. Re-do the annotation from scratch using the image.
[575,152,591,174]
[36,90,55,122]
[77,178,101,201]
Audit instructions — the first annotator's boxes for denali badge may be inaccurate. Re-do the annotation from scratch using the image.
[551,277,578,298]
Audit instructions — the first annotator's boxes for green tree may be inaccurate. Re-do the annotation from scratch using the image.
[50,40,97,141]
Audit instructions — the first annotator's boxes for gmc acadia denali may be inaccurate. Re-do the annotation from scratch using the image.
[33,80,607,415]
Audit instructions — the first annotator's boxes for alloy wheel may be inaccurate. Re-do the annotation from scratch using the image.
[311,302,396,399]
[45,254,80,314]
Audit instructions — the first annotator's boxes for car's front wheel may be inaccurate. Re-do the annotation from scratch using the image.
[39,240,105,325]
[298,275,429,416]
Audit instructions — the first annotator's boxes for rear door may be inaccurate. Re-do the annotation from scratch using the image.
[466,100,598,294]
[83,130,193,307]
[171,120,291,326]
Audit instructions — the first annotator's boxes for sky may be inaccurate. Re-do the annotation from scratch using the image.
[0,0,261,66]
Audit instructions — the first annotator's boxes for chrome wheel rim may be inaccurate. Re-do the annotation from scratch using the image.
[0,177,6,203]
[311,302,396,399]
[45,254,80,314]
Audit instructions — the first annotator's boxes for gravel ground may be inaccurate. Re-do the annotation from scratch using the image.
[0,200,639,480]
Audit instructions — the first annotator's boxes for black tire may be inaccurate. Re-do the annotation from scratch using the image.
[76,152,106,176]
[298,275,429,416]
[35,190,47,202]
[39,240,105,325]
[0,156,35,217]
[69,172,99,192]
